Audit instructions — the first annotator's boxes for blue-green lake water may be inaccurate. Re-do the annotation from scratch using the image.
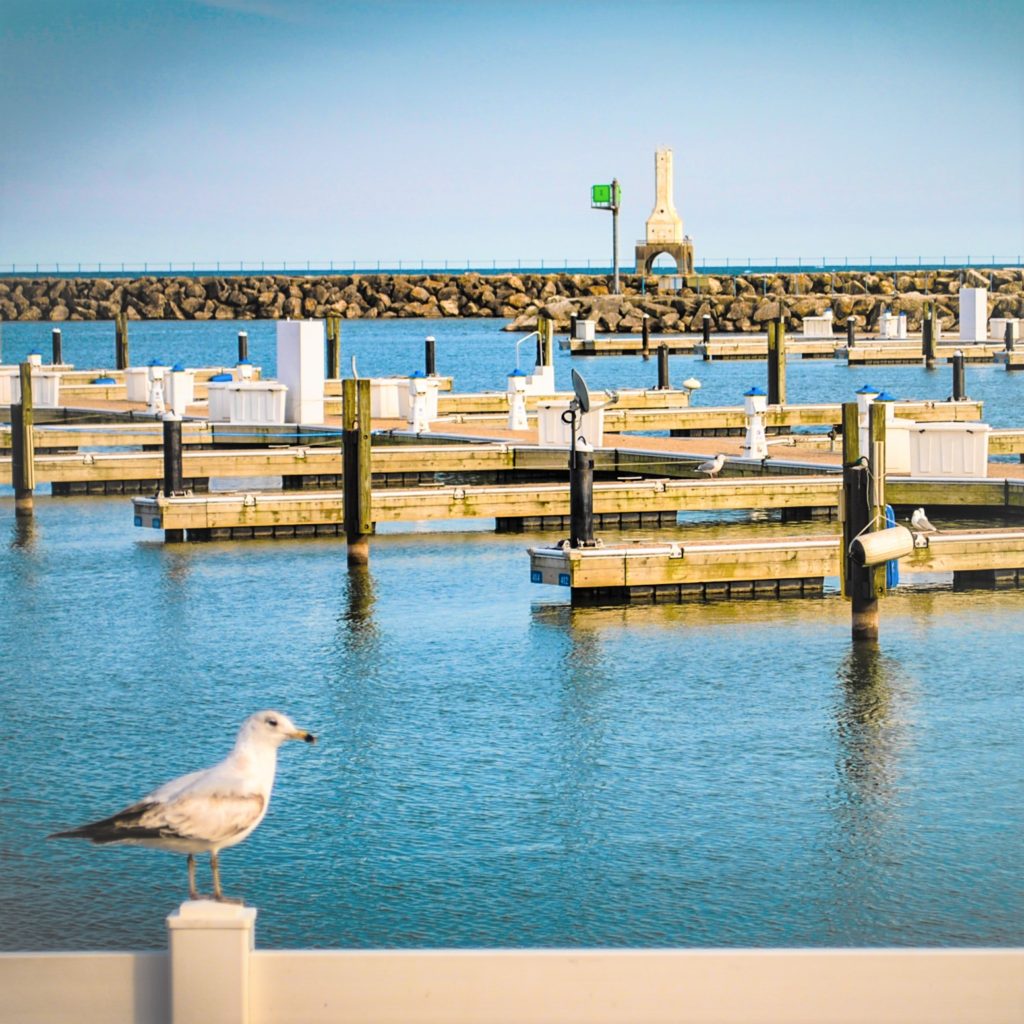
[0,319,1021,951]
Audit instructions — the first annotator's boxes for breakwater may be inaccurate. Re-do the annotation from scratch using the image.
[1,269,1021,333]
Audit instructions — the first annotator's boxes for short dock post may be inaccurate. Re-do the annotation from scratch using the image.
[51,327,62,365]
[846,315,856,346]
[570,313,578,340]
[539,314,554,366]
[952,350,966,400]
[656,342,670,389]
[343,376,372,566]
[424,334,436,376]
[167,901,256,1024]
[237,330,249,364]
[569,445,595,547]
[1005,321,1015,352]
[11,362,35,518]
[325,316,341,379]
[702,313,711,344]
[767,319,787,405]
[642,313,651,360]
[115,311,129,370]
[923,304,936,369]
[162,415,185,542]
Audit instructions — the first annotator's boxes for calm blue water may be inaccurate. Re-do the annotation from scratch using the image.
[1,317,1021,426]
[1,319,1022,953]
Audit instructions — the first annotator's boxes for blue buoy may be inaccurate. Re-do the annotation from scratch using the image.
[91,376,117,385]
[210,373,233,382]
[743,386,767,396]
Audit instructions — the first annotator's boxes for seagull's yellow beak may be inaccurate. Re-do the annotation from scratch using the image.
[288,728,317,744]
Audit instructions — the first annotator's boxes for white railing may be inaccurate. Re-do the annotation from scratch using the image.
[1,902,1021,1024]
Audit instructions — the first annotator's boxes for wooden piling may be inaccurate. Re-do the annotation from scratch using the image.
[1005,321,1015,353]
[162,417,185,542]
[952,350,966,400]
[767,320,787,405]
[702,314,711,344]
[538,315,554,366]
[425,335,436,376]
[115,312,129,370]
[238,330,249,364]
[11,362,35,517]
[846,316,856,347]
[842,401,879,640]
[51,328,62,365]
[656,343,670,389]
[569,448,595,547]
[923,305,936,369]
[642,315,651,361]
[343,377,372,565]
[325,316,341,379]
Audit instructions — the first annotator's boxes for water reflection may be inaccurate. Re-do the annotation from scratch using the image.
[340,564,378,652]
[9,515,37,550]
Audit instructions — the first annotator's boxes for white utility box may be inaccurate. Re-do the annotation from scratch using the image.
[884,417,916,474]
[908,422,990,478]
[574,319,596,341]
[537,401,604,448]
[276,320,325,424]
[958,287,987,343]
[126,367,153,403]
[207,381,286,424]
[0,368,62,407]
[878,311,899,338]
[802,311,834,337]
[165,366,195,417]
[370,377,407,419]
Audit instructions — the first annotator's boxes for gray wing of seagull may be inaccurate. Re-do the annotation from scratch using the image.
[911,508,937,532]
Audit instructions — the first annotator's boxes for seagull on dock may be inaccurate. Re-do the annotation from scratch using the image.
[49,710,316,904]
[696,453,726,478]
[910,507,937,533]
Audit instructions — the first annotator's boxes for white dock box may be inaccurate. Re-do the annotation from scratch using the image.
[276,320,325,424]
[958,287,987,343]
[537,401,605,449]
[370,377,407,419]
[0,368,62,407]
[574,319,596,341]
[908,422,990,478]
[802,312,834,338]
[228,382,286,424]
[125,367,152,402]
[164,366,195,417]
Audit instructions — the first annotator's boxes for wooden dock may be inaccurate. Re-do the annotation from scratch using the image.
[840,342,1007,365]
[529,527,1024,604]
[695,339,837,361]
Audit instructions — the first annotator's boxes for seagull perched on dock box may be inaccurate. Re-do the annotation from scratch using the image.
[49,710,316,903]
[910,508,937,533]
[696,453,726,478]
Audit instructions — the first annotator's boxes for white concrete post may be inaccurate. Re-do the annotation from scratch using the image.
[856,384,880,455]
[507,370,529,431]
[741,387,768,460]
[958,287,987,343]
[166,365,193,418]
[167,901,257,1024]
[897,312,907,339]
[276,320,325,424]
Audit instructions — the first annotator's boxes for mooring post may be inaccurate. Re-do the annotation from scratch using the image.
[115,311,129,370]
[237,330,249,364]
[842,401,878,640]
[325,316,341,379]
[642,314,651,361]
[1005,321,1015,352]
[570,313,579,340]
[923,304,936,369]
[424,335,436,376]
[161,415,185,542]
[702,313,711,344]
[656,343,670,389]
[342,376,372,566]
[952,350,966,400]
[569,446,595,547]
[11,361,35,517]
[51,327,62,365]
[846,315,856,347]
[540,315,554,366]
[767,319,787,405]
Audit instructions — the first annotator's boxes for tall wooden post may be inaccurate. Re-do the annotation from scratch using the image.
[1005,321,1015,352]
[237,330,249,363]
[656,343,670,389]
[846,315,856,346]
[343,377,372,566]
[11,361,35,517]
[641,314,651,360]
[952,350,966,400]
[424,335,436,376]
[115,312,129,370]
[842,401,882,641]
[539,315,554,367]
[325,316,341,379]
[162,417,185,543]
[767,319,787,405]
[569,448,595,547]
[923,304,936,369]
[702,313,711,344]
[51,328,63,365]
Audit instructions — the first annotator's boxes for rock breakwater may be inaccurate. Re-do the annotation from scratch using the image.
[1,269,1021,333]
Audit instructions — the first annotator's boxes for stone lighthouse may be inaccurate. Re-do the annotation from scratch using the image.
[634,148,695,276]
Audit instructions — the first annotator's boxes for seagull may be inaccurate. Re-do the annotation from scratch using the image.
[910,507,937,533]
[696,453,726,478]
[49,710,316,904]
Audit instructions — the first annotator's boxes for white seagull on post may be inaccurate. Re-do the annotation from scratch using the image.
[910,507,937,533]
[49,710,317,904]
[696,453,726,478]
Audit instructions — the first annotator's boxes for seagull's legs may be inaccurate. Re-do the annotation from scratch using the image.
[210,851,244,905]
[187,854,200,901]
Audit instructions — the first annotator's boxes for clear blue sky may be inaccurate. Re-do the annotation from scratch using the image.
[2,0,1022,266]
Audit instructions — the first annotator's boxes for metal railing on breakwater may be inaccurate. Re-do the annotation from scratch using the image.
[2,255,1022,279]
